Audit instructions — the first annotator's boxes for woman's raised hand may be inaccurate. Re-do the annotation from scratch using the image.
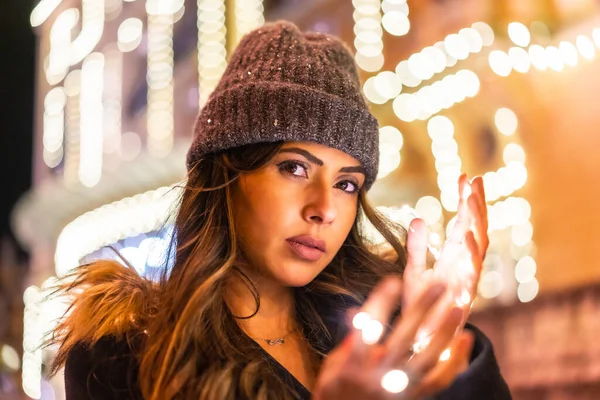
[403,174,488,351]
[312,276,474,400]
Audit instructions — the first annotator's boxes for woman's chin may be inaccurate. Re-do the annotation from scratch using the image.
[272,263,324,288]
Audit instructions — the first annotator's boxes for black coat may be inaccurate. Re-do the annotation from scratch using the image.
[64,322,511,399]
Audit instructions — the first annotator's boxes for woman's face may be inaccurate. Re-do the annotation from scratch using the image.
[232,141,366,287]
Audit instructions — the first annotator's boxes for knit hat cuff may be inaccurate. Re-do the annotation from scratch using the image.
[187,82,380,189]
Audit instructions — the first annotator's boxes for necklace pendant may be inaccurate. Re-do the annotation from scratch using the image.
[265,338,285,346]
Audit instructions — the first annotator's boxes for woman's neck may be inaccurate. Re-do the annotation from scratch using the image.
[225,272,298,339]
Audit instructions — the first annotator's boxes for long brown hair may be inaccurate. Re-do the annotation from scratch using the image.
[48,142,407,399]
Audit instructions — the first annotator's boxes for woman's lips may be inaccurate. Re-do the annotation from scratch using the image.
[286,235,326,252]
[286,239,325,262]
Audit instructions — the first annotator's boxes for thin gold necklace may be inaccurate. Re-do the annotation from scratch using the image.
[251,327,298,346]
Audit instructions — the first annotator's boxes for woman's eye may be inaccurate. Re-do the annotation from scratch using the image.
[337,180,359,194]
[277,161,308,178]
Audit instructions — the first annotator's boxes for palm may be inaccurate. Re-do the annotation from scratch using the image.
[402,174,488,344]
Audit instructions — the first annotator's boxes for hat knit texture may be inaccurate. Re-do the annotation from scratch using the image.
[187,21,380,190]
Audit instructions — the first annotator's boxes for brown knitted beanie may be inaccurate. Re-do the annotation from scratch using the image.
[187,21,380,189]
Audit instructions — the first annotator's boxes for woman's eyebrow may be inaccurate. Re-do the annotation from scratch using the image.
[279,148,366,175]
[279,147,323,165]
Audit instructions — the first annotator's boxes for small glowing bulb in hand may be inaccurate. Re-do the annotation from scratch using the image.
[352,312,371,330]
[381,369,410,393]
[440,348,451,362]
[362,319,384,345]
[412,330,432,354]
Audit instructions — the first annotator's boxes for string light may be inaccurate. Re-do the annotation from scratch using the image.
[488,108,536,301]
[503,143,526,164]
[197,0,228,106]
[515,256,536,283]
[79,53,105,187]
[528,45,548,70]
[427,116,462,212]
[488,50,512,76]
[64,69,82,186]
[487,197,531,232]
[508,22,531,47]
[389,22,493,91]
[472,22,495,46]
[479,270,503,299]
[30,0,63,27]
[361,319,384,344]
[103,45,123,158]
[546,46,564,71]
[146,1,179,158]
[363,71,402,104]
[353,0,385,72]
[360,205,419,246]
[576,35,595,60]
[415,196,443,226]
[42,87,66,168]
[235,0,264,44]
[55,185,181,276]
[422,107,535,302]
[492,23,600,77]
[45,8,79,85]
[495,107,518,136]
[377,126,403,179]
[593,28,600,48]
[105,0,124,20]
[22,279,70,399]
[517,277,539,302]
[381,0,409,37]
[393,70,479,122]
[1,345,20,372]
[146,0,183,14]
[70,0,105,66]
[381,369,409,393]
[22,285,42,399]
[373,22,491,114]
[559,41,579,67]
[508,47,531,73]
[117,17,144,52]
[352,311,371,330]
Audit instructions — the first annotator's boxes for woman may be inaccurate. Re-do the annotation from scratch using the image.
[49,21,511,399]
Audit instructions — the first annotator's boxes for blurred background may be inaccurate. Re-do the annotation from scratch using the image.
[1,0,600,398]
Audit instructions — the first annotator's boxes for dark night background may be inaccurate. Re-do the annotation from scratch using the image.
[1,0,35,259]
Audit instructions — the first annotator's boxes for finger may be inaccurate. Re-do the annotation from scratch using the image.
[349,276,403,358]
[458,174,471,219]
[414,287,458,343]
[411,330,475,398]
[470,176,488,244]
[470,176,487,219]
[360,276,403,324]
[465,231,483,294]
[405,307,463,374]
[459,173,471,202]
[405,218,428,283]
[467,194,488,255]
[382,282,447,364]
[448,176,472,244]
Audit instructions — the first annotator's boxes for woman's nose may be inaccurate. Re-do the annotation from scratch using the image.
[302,185,337,225]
